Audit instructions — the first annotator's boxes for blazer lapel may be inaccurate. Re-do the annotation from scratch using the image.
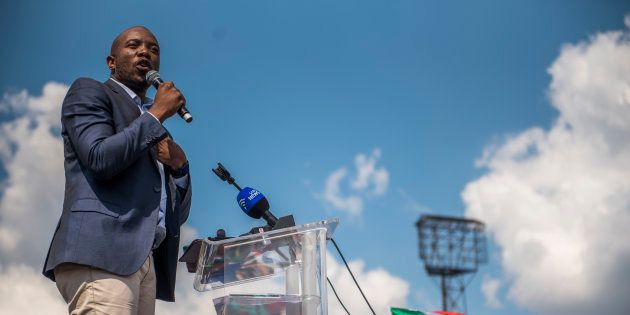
[104,79,141,118]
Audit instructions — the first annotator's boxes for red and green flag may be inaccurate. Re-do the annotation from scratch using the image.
[390,308,466,315]
[390,307,427,315]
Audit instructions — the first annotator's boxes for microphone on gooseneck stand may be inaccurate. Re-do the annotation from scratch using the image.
[145,70,193,123]
[212,162,294,232]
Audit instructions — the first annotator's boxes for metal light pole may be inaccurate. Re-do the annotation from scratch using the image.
[416,215,487,313]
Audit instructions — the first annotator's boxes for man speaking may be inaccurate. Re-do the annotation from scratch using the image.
[42,26,192,314]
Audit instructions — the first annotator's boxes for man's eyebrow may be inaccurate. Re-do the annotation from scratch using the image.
[124,38,159,47]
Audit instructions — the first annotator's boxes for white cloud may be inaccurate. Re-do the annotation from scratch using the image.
[326,254,409,315]
[324,168,364,215]
[0,82,69,313]
[323,149,390,216]
[350,148,389,195]
[481,276,502,309]
[0,264,67,314]
[463,19,630,315]
[0,82,67,267]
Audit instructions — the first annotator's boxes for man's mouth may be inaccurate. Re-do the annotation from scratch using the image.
[135,59,151,72]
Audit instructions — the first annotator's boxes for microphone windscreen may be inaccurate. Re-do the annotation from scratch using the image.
[237,187,269,219]
[145,70,162,86]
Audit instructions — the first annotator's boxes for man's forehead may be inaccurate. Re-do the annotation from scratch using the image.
[119,27,158,44]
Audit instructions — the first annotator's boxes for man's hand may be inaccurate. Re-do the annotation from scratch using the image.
[156,137,188,170]
[149,81,186,122]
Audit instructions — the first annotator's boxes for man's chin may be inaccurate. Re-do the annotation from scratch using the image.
[136,72,153,87]
[116,76,149,92]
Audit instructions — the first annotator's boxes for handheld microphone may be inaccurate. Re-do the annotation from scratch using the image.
[237,187,278,227]
[145,70,193,123]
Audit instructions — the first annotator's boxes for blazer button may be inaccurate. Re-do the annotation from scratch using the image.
[153,186,161,192]
[174,235,179,239]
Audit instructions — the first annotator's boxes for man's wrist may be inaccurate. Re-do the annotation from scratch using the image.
[146,110,162,124]
[170,161,189,178]
[148,107,166,123]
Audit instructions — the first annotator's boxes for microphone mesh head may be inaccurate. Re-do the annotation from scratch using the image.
[145,70,160,84]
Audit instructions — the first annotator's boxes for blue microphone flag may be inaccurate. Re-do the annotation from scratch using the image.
[237,187,265,218]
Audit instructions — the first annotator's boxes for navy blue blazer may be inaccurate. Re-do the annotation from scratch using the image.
[43,78,192,302]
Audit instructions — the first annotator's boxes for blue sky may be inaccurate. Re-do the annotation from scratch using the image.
[1,1,630,314]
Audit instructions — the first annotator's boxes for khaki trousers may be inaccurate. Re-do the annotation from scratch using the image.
[54,254,156,315]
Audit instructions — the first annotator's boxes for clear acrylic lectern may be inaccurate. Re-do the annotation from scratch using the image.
[193,219,339,315]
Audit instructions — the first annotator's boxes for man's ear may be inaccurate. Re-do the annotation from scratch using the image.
[106,55,115,73]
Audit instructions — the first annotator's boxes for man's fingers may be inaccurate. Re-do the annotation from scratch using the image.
[156,138,170,155]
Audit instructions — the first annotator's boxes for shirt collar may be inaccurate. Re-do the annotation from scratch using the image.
[109,77,153,109]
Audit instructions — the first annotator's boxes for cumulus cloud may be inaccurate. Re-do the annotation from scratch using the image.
[0,82,67,267]
[481,276,502,309]
[323,168,364,215]
[326,254,409,315]
[323,149,390,216]
[0,82,69,312]
[0,264,67,314]
[463,18,630,315]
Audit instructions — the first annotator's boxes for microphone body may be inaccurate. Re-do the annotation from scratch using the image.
[146,70,193,123]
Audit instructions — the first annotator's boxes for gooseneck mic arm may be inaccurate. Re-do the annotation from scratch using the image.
[261,210,278,227]
[212,162,295,231]
[145,70,193,123]
[212,163,242,191]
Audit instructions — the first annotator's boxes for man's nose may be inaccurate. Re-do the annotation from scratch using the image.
[137,45,150,57]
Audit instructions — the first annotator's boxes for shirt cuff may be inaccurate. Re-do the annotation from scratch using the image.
[146,111,161,124]
[174,174,189,188]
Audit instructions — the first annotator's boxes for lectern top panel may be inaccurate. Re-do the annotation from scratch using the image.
[206,218,339,247]
[193,218,338,293]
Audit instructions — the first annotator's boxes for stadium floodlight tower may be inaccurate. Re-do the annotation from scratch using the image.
[416,214,487,314]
